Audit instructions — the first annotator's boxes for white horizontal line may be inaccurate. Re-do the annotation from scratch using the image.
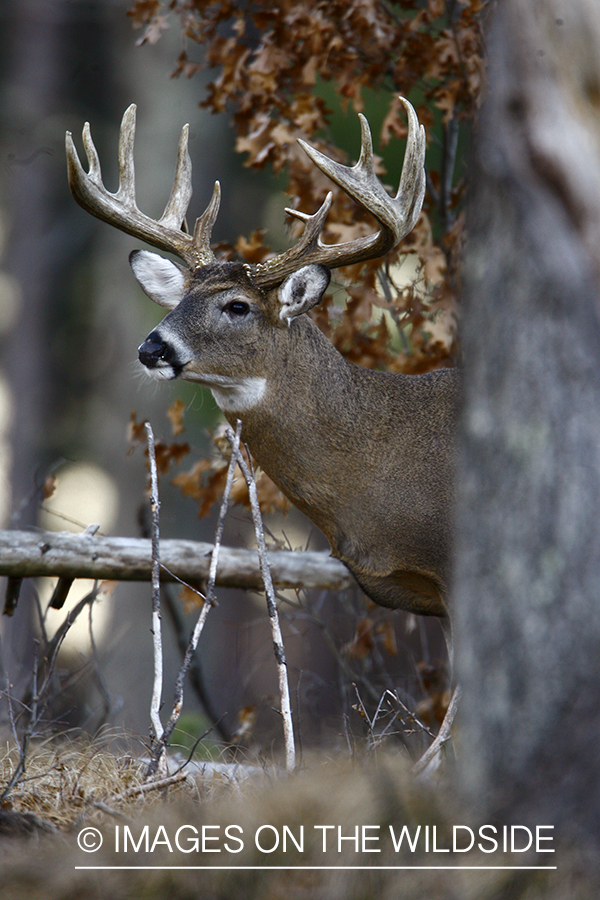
[75,865,558,871]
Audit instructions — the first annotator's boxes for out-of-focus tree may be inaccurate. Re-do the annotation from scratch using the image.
[456,0,600,855]
[0,0,121,699]
[0,0,220,733]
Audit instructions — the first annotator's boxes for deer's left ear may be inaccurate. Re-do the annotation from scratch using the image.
[277,264,330,324]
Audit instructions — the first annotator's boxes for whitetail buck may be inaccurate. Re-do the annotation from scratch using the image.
[66,100,458,618]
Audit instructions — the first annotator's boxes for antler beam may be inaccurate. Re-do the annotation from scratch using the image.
[250,96,426,289]
[66,104,219,269]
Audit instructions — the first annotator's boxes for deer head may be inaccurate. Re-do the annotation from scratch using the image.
[66,101,425,407]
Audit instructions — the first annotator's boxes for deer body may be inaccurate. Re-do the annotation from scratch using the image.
[66,99,457,618]
[235,343,457,617]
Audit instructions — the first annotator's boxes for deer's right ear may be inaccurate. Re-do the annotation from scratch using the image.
[129,250,186,310]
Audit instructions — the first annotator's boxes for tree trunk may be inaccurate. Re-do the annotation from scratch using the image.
[455,0,600,850]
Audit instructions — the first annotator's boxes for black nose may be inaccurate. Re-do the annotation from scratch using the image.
[138,332,169,368]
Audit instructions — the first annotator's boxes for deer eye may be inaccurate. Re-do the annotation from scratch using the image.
[224,300,250,317]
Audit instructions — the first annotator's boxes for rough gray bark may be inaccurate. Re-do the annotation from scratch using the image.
[455,0,600,847]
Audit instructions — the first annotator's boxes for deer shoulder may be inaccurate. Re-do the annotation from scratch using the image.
[66,99,457,618]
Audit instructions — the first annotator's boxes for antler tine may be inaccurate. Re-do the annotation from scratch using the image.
[116,103,136,201]
[249,194,333,285]
[249,96,426,290]
[395,97,427,234]
[80,121,102,182]
[191,181,221,266]
[297,96,425,251]
[66,104,216,270]
[283,191,334,258]
[284,191,333,244]
[160,123,193,229]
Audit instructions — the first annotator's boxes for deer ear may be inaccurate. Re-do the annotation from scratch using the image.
[129,250,187,310]
[277,264,330,324]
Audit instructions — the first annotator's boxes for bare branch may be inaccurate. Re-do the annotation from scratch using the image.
[412,683,462,779]
[226,426,295,772]
[205,419,242,608]
[145,421,242,779]
[145,422,164,753]
[0,643,41,802]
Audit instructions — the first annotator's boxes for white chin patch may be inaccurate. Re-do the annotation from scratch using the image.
[139,361,176,380]
[209,377,267,413]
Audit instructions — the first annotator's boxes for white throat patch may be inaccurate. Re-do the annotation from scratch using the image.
[209,376,267,413]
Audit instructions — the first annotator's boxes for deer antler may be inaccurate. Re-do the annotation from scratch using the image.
[66,98,425,283]
[250,97,426,289]
[66,104,220,269]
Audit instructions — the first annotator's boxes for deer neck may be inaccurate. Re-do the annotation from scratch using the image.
[219,316,365,543]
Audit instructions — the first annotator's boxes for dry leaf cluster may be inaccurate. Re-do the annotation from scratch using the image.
[129,408,292,517]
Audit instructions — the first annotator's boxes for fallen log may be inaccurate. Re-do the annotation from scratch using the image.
[0,529,354,592]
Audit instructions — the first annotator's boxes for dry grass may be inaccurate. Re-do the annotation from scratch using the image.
[2,736,146,827]
[0,731,261,829]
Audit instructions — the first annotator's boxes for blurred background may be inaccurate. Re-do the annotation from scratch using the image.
[0,0,448,760]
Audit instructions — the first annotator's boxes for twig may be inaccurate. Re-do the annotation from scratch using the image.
[225,425,296,772]
[384,689,436,740]
[412,683,462,779]
[164,420,242,726]
[89,771,190,820]
[87,799,132,822]
[159,585,232,743]
[352,682,374,731]
[342,712,354,758]
[136,507,227,740]
[145,421,242,779]
[0,642,40,802]
[205,419,243,607]
[296,599,387,707]
[87,595,114,728]
[352,682,397,753]
[1,585,102,803]
[145,422,164,752]
[173,721,225,771]
[41,584,100,670]
[122,770,188,798]
[4,673,19,745]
